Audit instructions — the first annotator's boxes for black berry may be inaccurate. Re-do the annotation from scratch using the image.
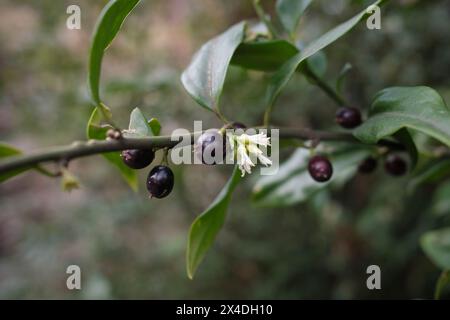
[308,155,333,182]
[358,157,378,174]
[146,165,174,199]
[231,122,247,129]
[336,107,362,129]
[384,154,407,176]
[195,130,226,165]
[121,149,155,169]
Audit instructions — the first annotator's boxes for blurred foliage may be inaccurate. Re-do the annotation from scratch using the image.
[1,0,450,299]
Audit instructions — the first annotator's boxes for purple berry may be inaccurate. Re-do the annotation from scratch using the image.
[231,122,247,129]
[358,157,378,174]
[308,155,333,182]
[384,154,407,176]
[121,149,155,169]
[146,165,174,199]
[336,107,362,129]
[195,131,226,165]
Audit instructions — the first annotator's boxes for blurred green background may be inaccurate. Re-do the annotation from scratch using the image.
[1,0,450,299]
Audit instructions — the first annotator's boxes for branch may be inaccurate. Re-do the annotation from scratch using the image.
[0,128,402,176]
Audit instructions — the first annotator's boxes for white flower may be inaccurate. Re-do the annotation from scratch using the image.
[230,133,272,177]
[237,143,254,176]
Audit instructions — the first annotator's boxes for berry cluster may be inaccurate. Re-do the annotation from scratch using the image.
[121,149,174,199]
[120,123,245,199]
[307,107,408,182]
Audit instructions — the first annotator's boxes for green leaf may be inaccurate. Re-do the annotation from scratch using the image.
[276,0,313,35]
[0,143,21,158]
[421,228,450,270]
[87,107,138,191]
[306,51,327,78]
[186,166,242,279]
[123,107,155,138]
[265,0,383,108]
[354,87,450,148]
[88,0,140,106]
[252,146,369,207]
[128,107,150,136]
[181,22,246,111]
[230,39,298,72]
[148,118,161,136]
[87,107,110,140]
[124,108,161,137]
[0,143,29,183]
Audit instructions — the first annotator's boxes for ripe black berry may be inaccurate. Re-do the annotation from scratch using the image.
[121,149,155,169]
[195,130,226,165]
[384,154,407,176]
[231,122,247,129]
[146,165,174,199]
[308,155,333,182]
[336,107,362,129]
[358,157,378,174]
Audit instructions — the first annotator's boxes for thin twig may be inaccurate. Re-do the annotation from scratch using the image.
[303,64,347,106]
[252,0,280,39]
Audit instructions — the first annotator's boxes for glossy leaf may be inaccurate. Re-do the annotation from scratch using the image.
[181,22,246,111]
[186,166,241,279]
[252,146,369,207]
[276,0,313,34]
[88,0,140,106]
[306,51,327,78]
[265,0,383,108]
[421,228,450,270]
[124,107,154,138]
[354,87,450,147]
[87,107,138,191]
[230,39,298,72]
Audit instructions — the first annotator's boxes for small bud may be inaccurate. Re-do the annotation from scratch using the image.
[61,168,80,192]
[107,129,122,140]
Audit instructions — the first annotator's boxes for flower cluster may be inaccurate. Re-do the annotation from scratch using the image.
[229,133,272,177]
